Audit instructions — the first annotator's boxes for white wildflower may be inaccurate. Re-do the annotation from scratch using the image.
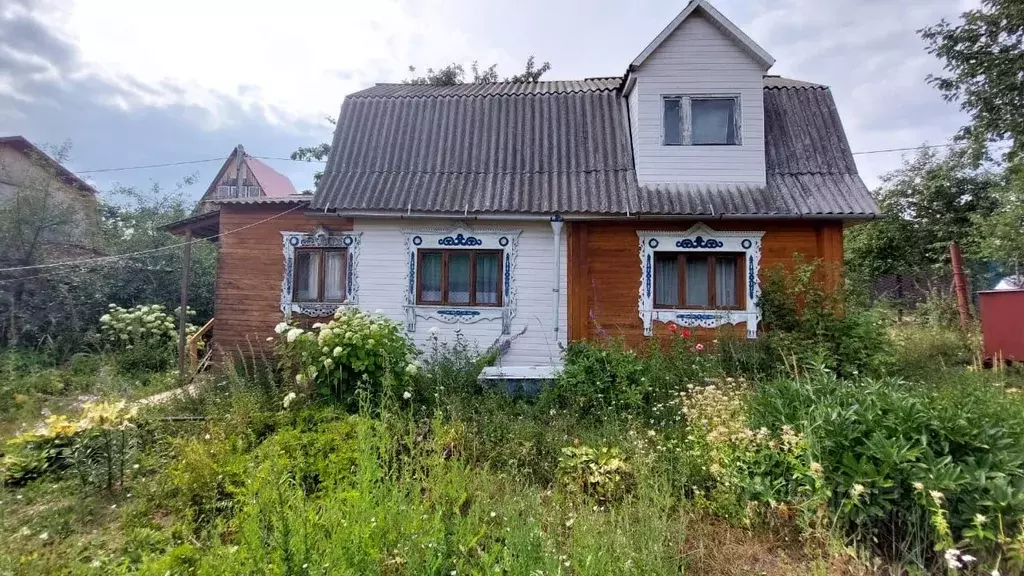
[944,549,962,570]
[403,390,413,400]
[274,322,290,334]
[912,481,924,491]
[961,554,976,564]
[975,513,988,526]
[283,392,297,408]
[286,327,304,342]
[38,532,49,541]
[850,483,866,498]
[930,490,945,504]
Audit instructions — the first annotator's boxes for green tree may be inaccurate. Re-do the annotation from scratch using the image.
[293,56,552,186]
[845,147,998,283]
[973,160,1024,277]
[0,142,100,346]
[920,0,1024,160]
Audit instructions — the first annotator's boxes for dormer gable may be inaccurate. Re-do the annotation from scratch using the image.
[194,145,298,214]
[624,0,773,187]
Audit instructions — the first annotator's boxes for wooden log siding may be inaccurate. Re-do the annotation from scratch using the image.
[214,204,353,354]
[566,219,844,344]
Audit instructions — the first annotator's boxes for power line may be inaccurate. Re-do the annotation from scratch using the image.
[0,204,305,275]
[851,143,955,156]
[77,157,227,174]
[253,155,327,164]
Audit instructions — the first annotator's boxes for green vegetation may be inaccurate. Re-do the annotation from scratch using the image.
[2,283,1023,575]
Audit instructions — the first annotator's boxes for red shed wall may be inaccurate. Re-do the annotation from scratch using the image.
[979,290,1024,362]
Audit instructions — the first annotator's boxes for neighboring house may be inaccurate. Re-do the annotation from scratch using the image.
[0,135,101,253]
[166,0,878,368]
[193,145,299,214]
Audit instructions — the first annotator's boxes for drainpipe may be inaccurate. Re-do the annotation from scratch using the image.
[550,215,564,340]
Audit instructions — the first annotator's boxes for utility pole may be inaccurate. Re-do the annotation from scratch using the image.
[950,241,971,331]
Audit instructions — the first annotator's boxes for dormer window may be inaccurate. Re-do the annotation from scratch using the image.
[662,96,740,146]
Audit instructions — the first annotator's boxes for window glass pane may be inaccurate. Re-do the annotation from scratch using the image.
[295,251,320,301]
[685,256,709,307]
[663,98,682,145]
[716,257,738,307]
[447,253,471,304]
[324,251,346,301]
[475,253,500,305]
[420,252,443,302]
[692,99,736,145]
[654,253,679,307]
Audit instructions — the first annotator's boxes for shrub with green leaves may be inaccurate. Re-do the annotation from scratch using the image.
[749,368,1024,571]
[100,304,197,372]
[275,308,418,405]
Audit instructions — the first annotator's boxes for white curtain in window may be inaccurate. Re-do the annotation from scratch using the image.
[691,99,735,145]
[715,257,737,307]
[295,251,320,301]
[324,251,346,301]
[654,254,679,307]
[685,256,709,307]
[475,253,500,304]
[447,253,471,304]
[420,253,442,302]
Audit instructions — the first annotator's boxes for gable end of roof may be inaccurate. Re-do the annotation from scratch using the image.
[630,0,775,71]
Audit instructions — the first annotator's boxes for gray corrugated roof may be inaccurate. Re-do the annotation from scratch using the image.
[313,87,637,214]
[346,78,621,99]
[312,76,878,218]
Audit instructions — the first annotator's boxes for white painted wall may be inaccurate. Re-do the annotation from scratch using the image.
[353,219,567,367]
[629,12,767,186]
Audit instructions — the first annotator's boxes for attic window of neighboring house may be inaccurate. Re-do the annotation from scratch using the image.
[293,248,348,302]
[663,96,740,146]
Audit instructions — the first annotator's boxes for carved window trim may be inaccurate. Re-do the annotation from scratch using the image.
[281,226,362,318]
[638,223,764,338]
[403,226,521,333]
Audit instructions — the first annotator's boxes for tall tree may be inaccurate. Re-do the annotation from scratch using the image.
[292,56,552,185]
[920,0,1024,160]
[845,146,999,283]
[972,160,1024,277]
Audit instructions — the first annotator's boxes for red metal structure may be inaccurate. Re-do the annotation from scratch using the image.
[978,289,1024,362]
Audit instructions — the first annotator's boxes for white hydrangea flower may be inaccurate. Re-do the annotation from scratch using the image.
[282,392,297,408]
[99,314,111,323]
[274,322,290,334]
[286,327,304,343]
[333,346,343,357]
[402,390,412,400]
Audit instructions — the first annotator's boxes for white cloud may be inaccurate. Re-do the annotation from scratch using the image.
[43,0,510,129]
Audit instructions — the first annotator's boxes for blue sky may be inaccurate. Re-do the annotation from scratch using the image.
[1,0,974,201]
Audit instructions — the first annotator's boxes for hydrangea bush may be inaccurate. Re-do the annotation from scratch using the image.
[274,308,418,405]
[99,304,199,372]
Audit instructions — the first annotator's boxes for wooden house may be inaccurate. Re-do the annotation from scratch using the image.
[166,0,878,369]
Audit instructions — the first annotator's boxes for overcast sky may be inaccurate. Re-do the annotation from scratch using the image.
[1,0,974,200]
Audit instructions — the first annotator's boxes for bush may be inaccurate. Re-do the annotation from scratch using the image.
[759,262,893,377]
[100,304,198,373]
[749,368,1024,570]
[274,308,418,406]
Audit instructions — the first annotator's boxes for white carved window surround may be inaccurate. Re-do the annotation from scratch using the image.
[281,226,362,318]
[403,226,521,334]
[638,223,764,338]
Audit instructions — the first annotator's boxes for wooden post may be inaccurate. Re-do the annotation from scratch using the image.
[178,229,193,380]
[950,241,971,331]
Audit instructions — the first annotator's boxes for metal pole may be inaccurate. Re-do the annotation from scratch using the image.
[950,241,971,331]
[178,229,193,380]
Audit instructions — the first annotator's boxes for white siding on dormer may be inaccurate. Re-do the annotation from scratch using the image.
[627,87,640,169]
[630,11,766,186]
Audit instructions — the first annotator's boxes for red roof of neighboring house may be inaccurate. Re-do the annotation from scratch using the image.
[246,157,298,197]
[0,135,99,196]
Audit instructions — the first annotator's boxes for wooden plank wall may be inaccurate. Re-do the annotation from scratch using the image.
[566,219,845,344]
[214,204,352,355]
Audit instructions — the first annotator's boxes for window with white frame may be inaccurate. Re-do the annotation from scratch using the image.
[662,96,740,146]
[638,225,763,339]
